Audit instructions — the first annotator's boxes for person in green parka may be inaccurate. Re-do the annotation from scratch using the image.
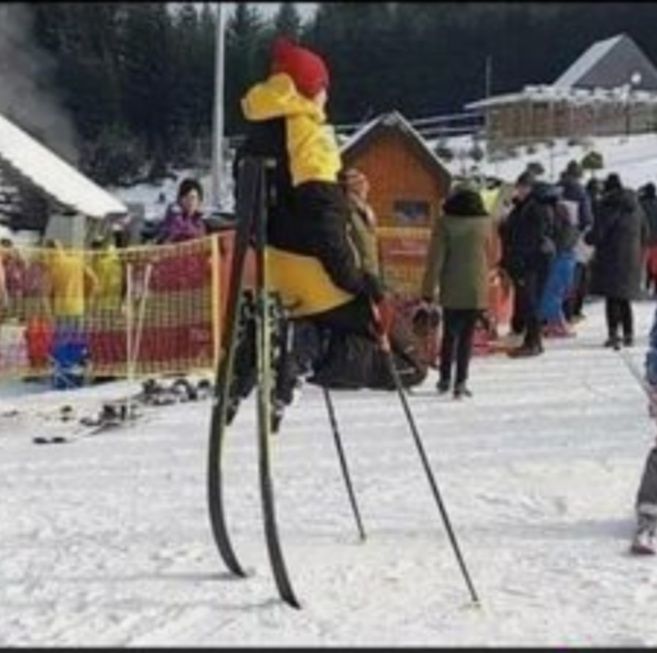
[421,184,492,399]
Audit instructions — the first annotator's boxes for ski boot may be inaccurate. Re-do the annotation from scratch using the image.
[631,513,657,555]
[453,382,473,400]
[172,377,198,402]
[196,378,213,400]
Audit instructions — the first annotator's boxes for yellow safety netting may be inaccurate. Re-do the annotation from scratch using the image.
[0,236,221,382]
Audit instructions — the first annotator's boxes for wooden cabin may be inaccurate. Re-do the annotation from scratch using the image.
[467,34,657,149]
[340,111,452,298]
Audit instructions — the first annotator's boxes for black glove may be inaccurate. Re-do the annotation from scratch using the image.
[361,272,385,303]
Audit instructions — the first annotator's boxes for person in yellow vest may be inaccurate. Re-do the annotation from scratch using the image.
[46,239,98,323]
[233,37,426,414]
[89,237,124,313]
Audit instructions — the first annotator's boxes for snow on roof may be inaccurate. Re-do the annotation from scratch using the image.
[0,113,127,219]
[340,110,449,175]
[554,34,624,89]
[337,116,380,154]
[466,83,657,110]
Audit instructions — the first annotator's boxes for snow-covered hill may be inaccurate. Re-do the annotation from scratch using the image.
[432,132,657,189]
[1,299,657,646]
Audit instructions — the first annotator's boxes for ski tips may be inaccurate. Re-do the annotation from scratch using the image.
[283,595,302,610]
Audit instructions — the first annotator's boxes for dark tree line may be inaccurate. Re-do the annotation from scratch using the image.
[27,2,657,185]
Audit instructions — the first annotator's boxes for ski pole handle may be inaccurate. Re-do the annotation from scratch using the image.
[370,301,391,353]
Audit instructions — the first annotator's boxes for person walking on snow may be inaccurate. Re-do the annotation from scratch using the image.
[421,183,492,399]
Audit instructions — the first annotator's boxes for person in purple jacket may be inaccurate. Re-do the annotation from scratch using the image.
[156,178,207,244]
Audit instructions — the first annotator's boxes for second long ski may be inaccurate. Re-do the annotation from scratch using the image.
[206,156,300,608]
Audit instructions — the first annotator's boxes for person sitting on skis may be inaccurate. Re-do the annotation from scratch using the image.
[230,37,427,417]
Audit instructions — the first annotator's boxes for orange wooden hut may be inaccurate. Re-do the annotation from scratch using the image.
[340,111,452,300]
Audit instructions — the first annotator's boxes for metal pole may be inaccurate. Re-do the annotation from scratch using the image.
[211,3,226,209]
[322,387,367,541]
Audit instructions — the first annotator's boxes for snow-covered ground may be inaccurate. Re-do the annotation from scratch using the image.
[1,298,657,646]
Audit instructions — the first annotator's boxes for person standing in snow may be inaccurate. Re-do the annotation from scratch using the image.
[537,183,579,338]
[558,161,594,324]
[232,36,426,414]
[638,182,657,295]
[499,172,535,340]
[339,167,380,278]
[421,183,492,398]
[500,173,555,357]
[156,178,207,244]
[585,173,646,349]
[630,305,657,554]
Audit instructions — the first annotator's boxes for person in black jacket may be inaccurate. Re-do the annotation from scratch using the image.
[586,173,647,348]
[499,171,535,338]
[559,161,594,323]
[501,176,556,357]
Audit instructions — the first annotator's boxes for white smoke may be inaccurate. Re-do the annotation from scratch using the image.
[0,4,79,164]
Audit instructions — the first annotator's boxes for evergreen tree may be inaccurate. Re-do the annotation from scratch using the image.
[118,3,174,158]
[274,2,302,41]
[225,3,266,133]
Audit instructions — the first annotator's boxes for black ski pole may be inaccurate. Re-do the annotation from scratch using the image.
[323,387,367,541]
[372,303,480,606]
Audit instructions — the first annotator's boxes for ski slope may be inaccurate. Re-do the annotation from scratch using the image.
[437,132,657,190]
[1,298,657,646]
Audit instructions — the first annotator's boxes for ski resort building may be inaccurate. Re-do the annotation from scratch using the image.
[0,112,128,247]
[466,34,657,147]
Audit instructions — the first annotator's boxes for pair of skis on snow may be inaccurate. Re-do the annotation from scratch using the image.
[206,156,480,609]
[32,377,212,445]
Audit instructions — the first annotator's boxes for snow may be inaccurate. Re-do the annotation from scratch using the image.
[1,298,657,646]
[433,132,657,189]
[0,113,127,219]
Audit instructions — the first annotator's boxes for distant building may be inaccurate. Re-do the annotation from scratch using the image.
[466,34,657,147]
[0,112,128,246]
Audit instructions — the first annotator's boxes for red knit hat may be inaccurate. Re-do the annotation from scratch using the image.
[271,37,329,99]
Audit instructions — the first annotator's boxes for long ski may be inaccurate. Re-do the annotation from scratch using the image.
[254,160,300,608]
[206,156,260,579]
